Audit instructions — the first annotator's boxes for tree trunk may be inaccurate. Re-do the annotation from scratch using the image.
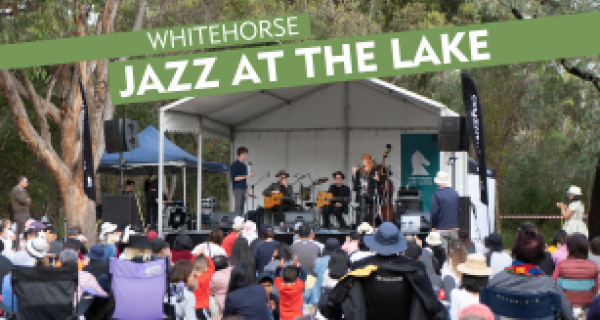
[61,183,97,245]
[588,161,600,240]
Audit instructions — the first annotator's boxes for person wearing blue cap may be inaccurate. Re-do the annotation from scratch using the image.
[350,222,442,319]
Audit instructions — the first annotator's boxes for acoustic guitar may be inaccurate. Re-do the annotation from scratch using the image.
[316,191,350,208]
[264,193,295,209]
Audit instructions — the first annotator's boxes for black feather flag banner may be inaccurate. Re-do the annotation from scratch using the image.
[461,72,488,206]
[79,78,96,202]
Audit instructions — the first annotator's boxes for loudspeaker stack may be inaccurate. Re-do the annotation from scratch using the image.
[438,116,469,152]
[104,118,139,153]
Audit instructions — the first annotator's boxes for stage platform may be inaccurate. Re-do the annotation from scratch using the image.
[164,229,351,247]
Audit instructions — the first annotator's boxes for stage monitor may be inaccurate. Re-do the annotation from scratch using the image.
[399,212,431,235]
[284,211,315,230]
[211,212,240,229]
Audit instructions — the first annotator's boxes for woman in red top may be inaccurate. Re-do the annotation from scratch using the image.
[171,233,194,263]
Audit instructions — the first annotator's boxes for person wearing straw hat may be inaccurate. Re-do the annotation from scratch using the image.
[263,170,295,225]
[450,254,493,320]
[556,185,588,237]
[430,171,461,252]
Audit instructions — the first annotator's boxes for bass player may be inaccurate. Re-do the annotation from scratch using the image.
[263,170,295,225]
[321,171,350,230]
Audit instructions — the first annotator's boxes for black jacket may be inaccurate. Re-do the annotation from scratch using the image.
[352,167,379,198]
[328,184,351,207]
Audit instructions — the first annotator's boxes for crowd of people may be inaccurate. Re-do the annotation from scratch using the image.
[1,213,600,319]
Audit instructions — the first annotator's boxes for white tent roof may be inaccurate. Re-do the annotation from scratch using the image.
[158,78,465,233]
[160,78,457,136]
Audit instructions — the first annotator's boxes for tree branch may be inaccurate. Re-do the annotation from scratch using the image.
[20,70,52,144]
[0,69,70,183]
[146,0,176,29]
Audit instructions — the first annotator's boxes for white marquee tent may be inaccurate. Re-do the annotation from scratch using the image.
[157,78,470,234]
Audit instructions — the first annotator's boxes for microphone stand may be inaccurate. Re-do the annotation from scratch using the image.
[251,171,270,214]
[291,175,305,209]
[305,173,316,218]
[245,161,252,217]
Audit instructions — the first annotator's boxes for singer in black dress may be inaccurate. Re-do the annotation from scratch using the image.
[352,154,379,225]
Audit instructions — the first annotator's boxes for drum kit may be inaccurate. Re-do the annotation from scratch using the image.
[295,177,329,210]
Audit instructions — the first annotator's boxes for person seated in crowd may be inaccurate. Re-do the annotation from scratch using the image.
[589,236,600,269]
[310,238,341,306]
[425,231,447,275]
[119,234,153,262]
[518,221,555,275]
[314,249,350,320]
[333,223,445,319]
[457,304,494,320]
[0,240,13,292]
[172,233,194,263]
[343,231,374,265]
[2,238,46,311]
[230,226,258,277]
[264,243,294,277]
[404,239,442,292]
[487,230,573,319]
[258,274,280,320]
[66,227,88,256]
[223,263,271,319]
[1,220,16,258]
[59,249,108,306]
[165,260,198,320]
[223,217,245,257]
[98,222,119,260]
[83,245,110,292]
[192,252,215,320]
[441,240,468,288]
[193,228,226,258]
[552,233,599,309]
[151,238,171,261]
[254,225,279,275]
[291,225,321,277]
[275,257,306,320]
[210,255,233,319]
[45,225,62,263]
[483,233,512,277]
[552,229,569,266]
[241,221,263,254]
[450,254,493,320]
[458,230,476,254]
[57,240,85,270]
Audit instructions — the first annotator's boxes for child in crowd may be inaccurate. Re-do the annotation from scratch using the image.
[259,274,280,320]
[166,260,198,320]
[192,250,215,320]
[275,256,307,320]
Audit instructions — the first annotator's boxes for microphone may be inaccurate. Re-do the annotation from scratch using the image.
[248,161,252,166]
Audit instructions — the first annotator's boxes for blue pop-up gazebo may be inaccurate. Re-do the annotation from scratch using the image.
[99,126,228,174]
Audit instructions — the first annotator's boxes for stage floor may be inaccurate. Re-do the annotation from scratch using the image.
[164,230,351,247]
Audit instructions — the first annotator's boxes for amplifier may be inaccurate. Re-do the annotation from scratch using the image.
[211,212,240,229]
[166,206,188,230]
[284,211,315,230]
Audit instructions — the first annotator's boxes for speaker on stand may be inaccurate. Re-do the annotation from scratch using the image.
[438,117,469,152]
[104,118,140,192]
[459,196,472,232]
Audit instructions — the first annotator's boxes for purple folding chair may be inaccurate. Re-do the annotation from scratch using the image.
[110,258,167,319]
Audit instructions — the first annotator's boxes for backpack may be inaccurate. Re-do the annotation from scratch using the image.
[320,263,449,320]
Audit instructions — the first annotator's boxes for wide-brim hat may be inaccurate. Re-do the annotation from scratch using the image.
[357,222,374,235]
[364,222,406,256]
[484,233,504,251]
[434,171,450,185]
[232,216,244,230]
[567,185,582,196]
[27,238,48,258]
[332,171,345,179]
[456,254,493,276]
[100,222,118,237]
[426,232,442,246]
[275,170,289,178]
[88,245,105,261]
[127,234,152,249]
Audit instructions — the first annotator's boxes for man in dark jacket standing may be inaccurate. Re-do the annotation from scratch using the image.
[231,147,254,215]
[11,176,31,236]
[430,171,460,252]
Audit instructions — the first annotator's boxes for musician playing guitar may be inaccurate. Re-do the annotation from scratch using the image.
[352,154,379,225]
[321,171,350,229]
[263,170,295,225]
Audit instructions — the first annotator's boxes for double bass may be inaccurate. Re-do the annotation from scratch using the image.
[378,144,394,223]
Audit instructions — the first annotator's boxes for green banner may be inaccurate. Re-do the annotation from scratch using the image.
[401,134,440,213]
[108,11,600,105]
[0,14,311,71]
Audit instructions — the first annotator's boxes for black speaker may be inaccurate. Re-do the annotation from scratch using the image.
[104,119,139,154]
[438,116,469,152]
[101,194,141,230]
[459,196,471,232]
[167,206,187,229]
[284,211,315,229]
[211,212,240,228]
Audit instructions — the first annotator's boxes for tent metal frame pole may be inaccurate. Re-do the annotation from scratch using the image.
[158,111,165,237]
[197,130,202,231]
[343,82,351,227]
[228,135,235,213]
[183,167,186,207]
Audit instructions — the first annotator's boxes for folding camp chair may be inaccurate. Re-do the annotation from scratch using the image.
[0,265,92,320]
[110,257,168,319]
[480,286,563,320]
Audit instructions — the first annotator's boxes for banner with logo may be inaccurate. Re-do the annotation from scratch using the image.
[401,134,440,212]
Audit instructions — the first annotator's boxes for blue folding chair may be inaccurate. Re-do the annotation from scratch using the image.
[480,286,563,320]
